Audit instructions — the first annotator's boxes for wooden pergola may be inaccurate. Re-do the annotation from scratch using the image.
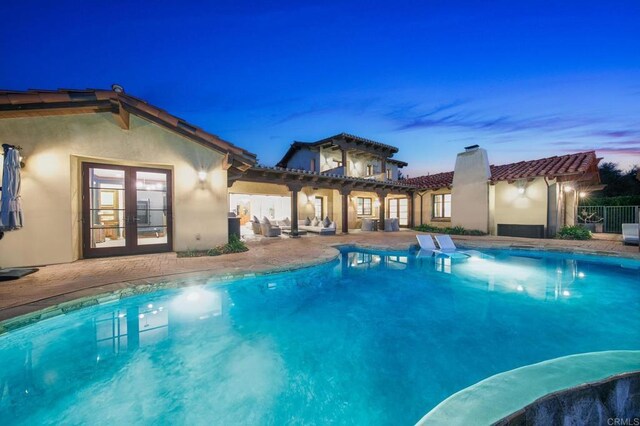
[229,165,417,236]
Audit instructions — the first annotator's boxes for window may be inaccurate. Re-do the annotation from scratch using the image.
[333,159,343,167]
[433,193,452,218]
[366,164,373,176]
[314,197,324,218]
[386,169,392,180]
[356,197,372,215]
[310,159,316,172]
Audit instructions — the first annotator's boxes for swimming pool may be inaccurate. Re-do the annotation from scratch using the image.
[1,248,639,424]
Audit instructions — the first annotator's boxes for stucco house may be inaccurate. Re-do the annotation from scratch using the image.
[0,87,256,267]
[406,145,603,237]
[0,87,603,269]
[230,133,415,235]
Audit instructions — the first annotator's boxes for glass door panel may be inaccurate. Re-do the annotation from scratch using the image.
[135,171,169,246]
[399,198,408,226]
[83,164,172,258]
[88,168,127,249]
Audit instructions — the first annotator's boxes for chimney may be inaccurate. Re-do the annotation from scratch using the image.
[451,145,491,232]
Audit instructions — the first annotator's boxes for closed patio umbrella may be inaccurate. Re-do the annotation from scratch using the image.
[0,144,23,232]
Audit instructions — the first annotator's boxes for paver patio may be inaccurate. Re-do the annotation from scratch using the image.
[1,231,638,325]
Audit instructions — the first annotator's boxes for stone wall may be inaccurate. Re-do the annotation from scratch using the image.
[495,371,640,425]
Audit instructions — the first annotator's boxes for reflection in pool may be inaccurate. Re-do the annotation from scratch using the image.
[1,248,639,424]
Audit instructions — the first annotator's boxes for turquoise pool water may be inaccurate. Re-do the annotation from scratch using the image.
[1,248,639,425]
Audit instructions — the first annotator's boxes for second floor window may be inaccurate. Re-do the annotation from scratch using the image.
[356,197,372,215]
[310,159,316,172]
[386,169,392,180]
[433,193,452,218]
[366,164,373,176]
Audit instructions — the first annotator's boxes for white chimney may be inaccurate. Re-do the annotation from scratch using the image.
[451,145,491,232]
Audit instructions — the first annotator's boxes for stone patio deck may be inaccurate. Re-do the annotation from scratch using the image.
[1,231,638,327]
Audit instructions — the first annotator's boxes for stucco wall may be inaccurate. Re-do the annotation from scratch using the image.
[414,189,453,227]
[285,149,319,171]
[451,148,491,232]
[491,178,549,234]
[0,113,228,267]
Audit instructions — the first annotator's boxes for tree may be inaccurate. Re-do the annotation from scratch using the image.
[596,162,640,197]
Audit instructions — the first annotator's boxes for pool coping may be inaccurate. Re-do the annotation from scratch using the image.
[1,241,638,335]
[415,350,640,426]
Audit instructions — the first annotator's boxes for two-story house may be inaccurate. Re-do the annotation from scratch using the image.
[229,133,414,235]
[276,133,408,181]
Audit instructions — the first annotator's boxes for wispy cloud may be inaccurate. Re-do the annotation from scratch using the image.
[385,98,605,135]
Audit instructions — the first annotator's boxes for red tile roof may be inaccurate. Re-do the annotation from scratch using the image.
[0,88,257,170]
[404,151,600,189]
[403,171,454,189]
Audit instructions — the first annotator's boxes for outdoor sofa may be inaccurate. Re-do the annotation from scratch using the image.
[299,216,337,235]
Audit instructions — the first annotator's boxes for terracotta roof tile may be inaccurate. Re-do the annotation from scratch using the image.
[403,171,454,189]
[405,151,599,189]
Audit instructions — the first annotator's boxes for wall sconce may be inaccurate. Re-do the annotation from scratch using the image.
[198,170,207,183]
[579,191,587,198]
[517,187,525,195]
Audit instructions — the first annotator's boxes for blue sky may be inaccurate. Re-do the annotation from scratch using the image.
[1,0,639,177]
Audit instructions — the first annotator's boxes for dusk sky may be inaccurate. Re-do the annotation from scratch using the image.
[2,0,639,177]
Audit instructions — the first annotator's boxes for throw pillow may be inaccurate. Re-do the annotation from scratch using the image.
[323,216,331,228]
[305,217,311,226]
[312,217,320,227]
[283,217,291,226]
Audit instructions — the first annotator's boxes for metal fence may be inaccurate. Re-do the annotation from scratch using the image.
[577,205,639,234]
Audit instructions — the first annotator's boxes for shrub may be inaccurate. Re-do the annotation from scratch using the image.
[556,225,592,240]
[177,235,248,258]
[413,224,487,236]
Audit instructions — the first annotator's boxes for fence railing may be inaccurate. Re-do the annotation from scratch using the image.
[577,205,639,234]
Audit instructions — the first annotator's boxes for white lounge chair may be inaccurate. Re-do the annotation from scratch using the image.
[622,224,639,245]
[433,235,484,259]
[416,234,437,258]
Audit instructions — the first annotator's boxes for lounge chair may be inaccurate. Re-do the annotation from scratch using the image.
[433,235,479,259]
[622,224,639,245]
[416,234,437,258]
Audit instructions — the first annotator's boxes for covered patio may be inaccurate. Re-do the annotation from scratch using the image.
[228,165,416,236]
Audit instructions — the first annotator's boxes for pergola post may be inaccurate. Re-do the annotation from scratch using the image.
[377,191,388,231]
[341,148,348,176]
[287,183,304,238]
[340,187,351,234]
[408,191,415,228]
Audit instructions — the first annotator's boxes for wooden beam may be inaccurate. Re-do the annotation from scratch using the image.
[111,101,130,130]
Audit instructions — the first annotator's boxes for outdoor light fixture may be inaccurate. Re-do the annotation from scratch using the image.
[198,170,207,183]
[579,191,587,198]
[517,187,526,195]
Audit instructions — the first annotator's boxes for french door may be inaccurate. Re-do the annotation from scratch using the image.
[82,163,173,258]
[388,198,409,227]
